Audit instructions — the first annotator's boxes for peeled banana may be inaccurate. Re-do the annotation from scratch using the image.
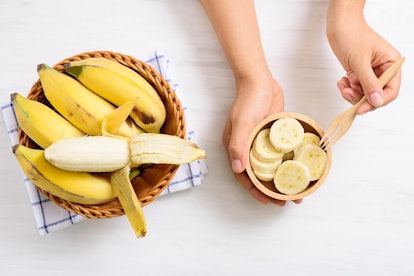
[37,64,142,138]
[45,136,130,172]
[44,133,206,172]
[11,93,84,149]
[13,144,115,205]
[64,58,166,133]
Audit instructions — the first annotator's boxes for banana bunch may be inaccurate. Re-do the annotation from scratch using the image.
[37,64,144,137]
[47,100,203,238]
[64,58,166,133]
[11,59,204,238]
[250,117,328,195]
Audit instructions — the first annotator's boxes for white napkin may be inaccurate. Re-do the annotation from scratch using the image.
[1,50,208,235]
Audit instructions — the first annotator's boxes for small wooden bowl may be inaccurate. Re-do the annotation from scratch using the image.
[245,112,332,201]
[19,51,186,218]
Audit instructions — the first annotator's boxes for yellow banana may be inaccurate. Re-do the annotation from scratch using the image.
[13,144,115,205]
[37,64,142,137]
[64,58,166,133]
[11,93,84,149]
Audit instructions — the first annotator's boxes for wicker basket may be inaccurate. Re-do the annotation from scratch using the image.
[18,50,186,218]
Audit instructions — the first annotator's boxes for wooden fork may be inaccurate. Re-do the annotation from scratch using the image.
[320,57,405,150]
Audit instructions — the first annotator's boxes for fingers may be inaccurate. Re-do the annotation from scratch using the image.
[354,62,385,108]
[337,59,402,114]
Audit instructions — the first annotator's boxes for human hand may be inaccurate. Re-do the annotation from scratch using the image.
[327,13,402,114]
[222,76,302,206]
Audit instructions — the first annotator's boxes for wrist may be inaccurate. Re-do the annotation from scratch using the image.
[326,0,366,35]
[234,69,273,91]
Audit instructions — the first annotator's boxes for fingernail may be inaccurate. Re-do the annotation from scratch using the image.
[231,159,242,173]
[368,92,384,107]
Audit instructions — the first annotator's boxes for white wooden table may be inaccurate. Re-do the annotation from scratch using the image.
[1,1,413,275]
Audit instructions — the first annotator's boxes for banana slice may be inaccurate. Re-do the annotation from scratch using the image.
[253,170,275,182]
[294,132,321,155]
[273,160,311,195]
[249,150,281,175]
[293,144,327,181]
[269,118,304,153]
[252,128,284,162]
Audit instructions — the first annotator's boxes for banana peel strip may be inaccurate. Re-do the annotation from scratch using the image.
[102,97,141,140]
[110,166,146,238]
[103,98,146,238]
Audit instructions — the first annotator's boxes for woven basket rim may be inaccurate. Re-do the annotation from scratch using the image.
[19,50,186,218]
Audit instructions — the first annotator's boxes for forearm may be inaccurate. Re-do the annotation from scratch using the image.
[327,0,366,34]
[199,0,272,82]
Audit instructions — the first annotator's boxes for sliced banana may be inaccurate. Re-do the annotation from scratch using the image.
[294,144,327,181]
[253,170,275,182]
[249,150,281,175]
[269,118,304,153]
[294,132,321,155]
[252,128,284,162]
[273,160,311,195]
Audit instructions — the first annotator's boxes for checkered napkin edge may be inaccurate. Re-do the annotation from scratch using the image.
[1,50,208,235]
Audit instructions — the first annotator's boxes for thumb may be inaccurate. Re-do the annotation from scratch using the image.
[354,62,384,108]
[227,120,253,174]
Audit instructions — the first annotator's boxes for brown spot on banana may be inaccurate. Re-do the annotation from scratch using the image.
[133,107,155,124]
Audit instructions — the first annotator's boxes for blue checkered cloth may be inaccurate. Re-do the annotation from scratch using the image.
[1,51,208,235]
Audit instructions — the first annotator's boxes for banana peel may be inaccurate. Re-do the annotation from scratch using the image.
[105,102,146,239]
[102,97,143,140]
[110,166,146,238]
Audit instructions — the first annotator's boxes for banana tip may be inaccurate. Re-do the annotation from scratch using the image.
[136,229,147,239]
[37,63,47,72]
[10,93,17,102]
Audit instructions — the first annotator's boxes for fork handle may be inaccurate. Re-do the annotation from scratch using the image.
[353,95,367,111]
[378,57,405,87]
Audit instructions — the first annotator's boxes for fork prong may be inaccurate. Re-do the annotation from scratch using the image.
[320,124,343,150]
[320,139,329,150]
